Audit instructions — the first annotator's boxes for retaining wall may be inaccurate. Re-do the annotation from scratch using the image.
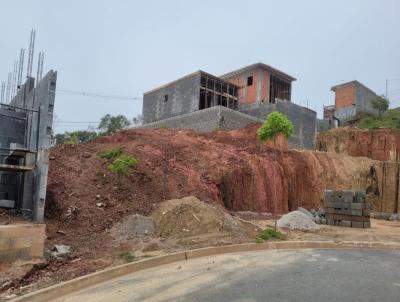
[239,100,316,149]
[142,105,263,133]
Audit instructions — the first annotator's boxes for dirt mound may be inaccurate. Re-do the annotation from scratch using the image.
[277,211,319,231]
[153,196,243,239]
[317,127,400,162]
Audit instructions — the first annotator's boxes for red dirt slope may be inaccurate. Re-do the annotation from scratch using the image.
[46,124,377,239]
[317,127,400,162]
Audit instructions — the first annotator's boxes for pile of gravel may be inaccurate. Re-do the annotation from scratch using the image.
[277,210,320,231]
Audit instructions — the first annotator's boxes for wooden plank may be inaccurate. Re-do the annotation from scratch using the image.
[0,164,34,172]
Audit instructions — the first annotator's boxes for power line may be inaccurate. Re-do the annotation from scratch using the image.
[56,88,142,100]
[57,121,99,124]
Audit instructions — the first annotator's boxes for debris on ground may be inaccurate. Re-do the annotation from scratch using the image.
[109,214,155,240]
[152,196,256,245]
[51,245,71,258]
[277,211,320,231]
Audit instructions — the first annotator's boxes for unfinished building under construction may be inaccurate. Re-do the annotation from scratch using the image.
[142,63,316,149]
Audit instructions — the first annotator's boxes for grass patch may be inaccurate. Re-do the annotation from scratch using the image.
[353,108,400,129]
[119,251,137,263]
[255,228,286,243]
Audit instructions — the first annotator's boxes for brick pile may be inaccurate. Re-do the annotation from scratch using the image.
[323,190,370,228]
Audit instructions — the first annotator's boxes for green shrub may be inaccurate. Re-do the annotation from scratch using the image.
[119,251,137,263]
[107,154,138,177]
[100,145,124,160]
[257,111,294,142]
[255,228,286,243]
[100,146,138,185]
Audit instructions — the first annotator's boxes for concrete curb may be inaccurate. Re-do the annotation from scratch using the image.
[12,240,400,302]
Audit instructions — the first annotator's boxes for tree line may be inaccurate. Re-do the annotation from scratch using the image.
[53,114,143,145]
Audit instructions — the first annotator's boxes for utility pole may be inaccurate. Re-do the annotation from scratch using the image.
[386,78,388,100]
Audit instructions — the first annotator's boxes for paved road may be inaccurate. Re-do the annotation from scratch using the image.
[58,249,400,302]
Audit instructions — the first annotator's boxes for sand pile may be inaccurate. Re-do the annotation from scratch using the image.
[152,196,251,240]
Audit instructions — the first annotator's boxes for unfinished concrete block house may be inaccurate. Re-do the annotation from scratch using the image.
[143,63,317,149]
[325,80,379,121]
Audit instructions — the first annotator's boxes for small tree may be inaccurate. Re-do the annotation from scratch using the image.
[257,111,294,142]
[100,146,138,187]
[98,114,131,135]
[371,95,389,118]
[107,154,138,185]
[257,111,293,230]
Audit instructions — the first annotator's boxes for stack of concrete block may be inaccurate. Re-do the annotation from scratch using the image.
[323,190,370,228]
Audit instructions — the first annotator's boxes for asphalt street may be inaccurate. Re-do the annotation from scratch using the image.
[57,249,400,302]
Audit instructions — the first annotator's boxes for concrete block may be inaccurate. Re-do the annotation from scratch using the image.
[351,203,362,210]
[351,221,364,228]
[324,190,334,204]
[351,215,364,222]
[325,213,334,220]
[334,191,344,203]
[326,219,334,225]
[354,191,366,203]
[351,209,362,216]
[342,190,354,203]
[334,201,342,209]
[339,221,351,227]
[341,202,351,210]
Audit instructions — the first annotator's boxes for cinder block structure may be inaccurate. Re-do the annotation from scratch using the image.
[0,71,57,223]
[143,63,317,149]
[323,190,371,228]
[325,80,379,121]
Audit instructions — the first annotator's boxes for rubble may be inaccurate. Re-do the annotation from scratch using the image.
[277,211,320,231]
[51,245,71,258]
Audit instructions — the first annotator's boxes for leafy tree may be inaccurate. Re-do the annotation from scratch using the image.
[54,131,98,145]
[257,111,294,142]
[256,111,293,231]
[98,114,131,135]
[371,95,389,118]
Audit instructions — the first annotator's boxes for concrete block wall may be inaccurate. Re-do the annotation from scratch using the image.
[355,82,379,116]
[0,223,45,261]
[143,72,201,124]
[239,100,317,149]
[0,71,57,222]
[142,106,263,133]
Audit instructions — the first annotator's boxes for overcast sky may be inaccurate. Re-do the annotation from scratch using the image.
[1,0,399,133]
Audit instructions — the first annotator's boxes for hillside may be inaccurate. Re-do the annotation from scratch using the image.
[355,107,400,129]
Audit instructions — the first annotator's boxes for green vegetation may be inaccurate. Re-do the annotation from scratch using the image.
[255,228,286,243]
[257,111,294,142]
[119,251,137,263]
[98,114,131,135]
[356,107,400,129]
[100,146,138,185]
[371,95,389,118]
[107,154,138,178]
[54,130,98,145]
[53,114,138,145]
[100,145,124,160]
